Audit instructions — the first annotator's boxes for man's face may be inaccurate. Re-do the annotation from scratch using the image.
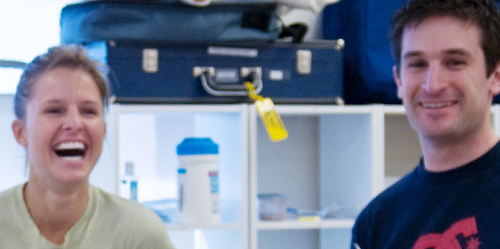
[394,16,500,144]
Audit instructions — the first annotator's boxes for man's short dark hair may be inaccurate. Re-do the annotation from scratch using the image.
[389,0,500,76]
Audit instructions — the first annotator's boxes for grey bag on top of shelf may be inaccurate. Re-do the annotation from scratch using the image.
[60,0,282,44]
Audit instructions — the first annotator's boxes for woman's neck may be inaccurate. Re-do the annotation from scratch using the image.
[23,179,89,245]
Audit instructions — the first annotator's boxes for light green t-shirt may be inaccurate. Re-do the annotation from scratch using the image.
[0,184,176,249]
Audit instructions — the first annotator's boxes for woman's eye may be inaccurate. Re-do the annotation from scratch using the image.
[45,108,62,114]
[82,108,98,115]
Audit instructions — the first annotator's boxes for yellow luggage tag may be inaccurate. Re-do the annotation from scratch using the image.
[245,82,288,142]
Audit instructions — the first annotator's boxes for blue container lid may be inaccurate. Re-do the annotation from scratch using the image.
[176,137,219,155]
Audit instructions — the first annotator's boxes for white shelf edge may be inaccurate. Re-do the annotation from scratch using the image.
[256,219,355,230]
[380,104,406,115]
[272,105,373,115]
[111,103,247,113]
[111,103,417,116]
[165,223,243,231]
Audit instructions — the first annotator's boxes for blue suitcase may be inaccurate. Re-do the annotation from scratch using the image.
[84,40,344,104]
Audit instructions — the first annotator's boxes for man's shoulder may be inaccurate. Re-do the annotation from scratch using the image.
[375,171,416,201]
[356,170,418,222]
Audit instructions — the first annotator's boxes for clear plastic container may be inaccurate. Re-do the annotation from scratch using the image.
[258,193,287,221]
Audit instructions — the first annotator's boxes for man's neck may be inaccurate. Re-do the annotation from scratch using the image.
[421,129,499,172]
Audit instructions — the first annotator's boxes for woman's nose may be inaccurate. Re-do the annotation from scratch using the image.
[62,108,83,131]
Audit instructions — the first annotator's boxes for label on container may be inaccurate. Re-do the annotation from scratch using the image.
[130,181,138,201]
[177,159,220,223]
[120,178,138,201]
[209,171,219,214]
[178,168,186,212]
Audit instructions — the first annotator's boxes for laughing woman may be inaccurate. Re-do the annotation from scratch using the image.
[0,45,176,249]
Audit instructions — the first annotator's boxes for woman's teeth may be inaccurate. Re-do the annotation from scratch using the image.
[55,142,85,159]
[56,141,84,150]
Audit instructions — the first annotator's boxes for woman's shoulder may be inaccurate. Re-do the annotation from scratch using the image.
[89,186,166,228]
[90,186,153,214]
[0,184,24,203]
[88,186,175,248]
[0,184,32,231]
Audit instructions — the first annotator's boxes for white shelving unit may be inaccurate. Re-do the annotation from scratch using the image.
[100,103,500,249]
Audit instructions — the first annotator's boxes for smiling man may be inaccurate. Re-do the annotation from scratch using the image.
[351,0,500,248]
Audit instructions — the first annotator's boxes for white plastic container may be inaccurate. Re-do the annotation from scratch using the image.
[177,138,220,224]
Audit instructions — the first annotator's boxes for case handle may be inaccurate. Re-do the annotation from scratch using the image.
[194,66,263,96]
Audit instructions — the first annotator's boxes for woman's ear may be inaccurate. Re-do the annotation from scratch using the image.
[12,119,28,147]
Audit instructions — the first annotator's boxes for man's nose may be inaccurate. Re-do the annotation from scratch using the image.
[422,63,447,93]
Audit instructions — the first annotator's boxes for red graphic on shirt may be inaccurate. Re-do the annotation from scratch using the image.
[413,216,480,249]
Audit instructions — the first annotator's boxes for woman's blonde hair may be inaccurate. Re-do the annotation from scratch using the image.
[14,44,110,119]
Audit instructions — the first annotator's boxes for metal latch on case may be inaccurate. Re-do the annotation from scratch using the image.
[142,48,158,73]
[296,49,312,74]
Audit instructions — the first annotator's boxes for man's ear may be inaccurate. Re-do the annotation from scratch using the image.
[393,65,404,99]
[489,62,500,97]
[12,119,28,148]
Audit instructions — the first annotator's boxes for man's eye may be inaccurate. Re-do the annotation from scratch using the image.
[408,61,426,68]
[45,108,62,114]
[446,60,466,67]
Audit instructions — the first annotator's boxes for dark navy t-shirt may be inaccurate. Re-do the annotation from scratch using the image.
[351,141,500,249]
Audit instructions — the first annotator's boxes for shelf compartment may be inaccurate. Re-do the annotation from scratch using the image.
[249,105,377,249]
[109,104,249,249]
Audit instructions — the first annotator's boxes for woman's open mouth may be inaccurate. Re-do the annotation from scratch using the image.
[54,141,86,161]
